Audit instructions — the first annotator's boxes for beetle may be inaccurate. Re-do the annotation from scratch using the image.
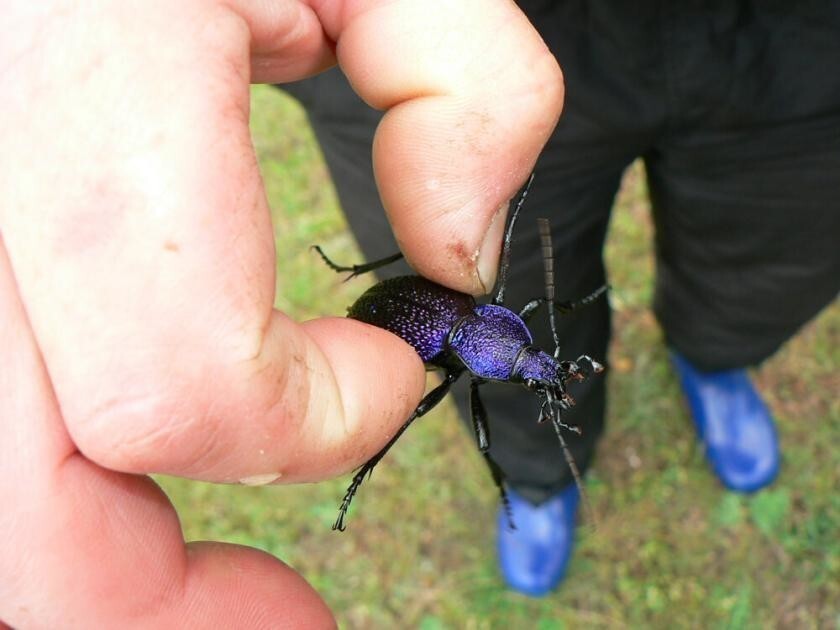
[315,175,606,531]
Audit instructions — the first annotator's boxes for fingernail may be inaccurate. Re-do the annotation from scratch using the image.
[476,201,509,294]
[239,472,282,486]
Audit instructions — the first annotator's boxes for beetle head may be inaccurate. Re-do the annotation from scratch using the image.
[515,347,575,414]
[518,348,604,422]
[513,346,559,390]
[515,346,599,386]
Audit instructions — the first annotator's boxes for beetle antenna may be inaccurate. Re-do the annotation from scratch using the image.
[492,173,535,305]
[548,399,597,529]
[537,218,561,359]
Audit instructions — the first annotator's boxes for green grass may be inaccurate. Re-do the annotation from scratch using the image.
[158,85,840,629]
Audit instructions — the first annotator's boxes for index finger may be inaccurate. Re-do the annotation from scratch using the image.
[318,0,564,294]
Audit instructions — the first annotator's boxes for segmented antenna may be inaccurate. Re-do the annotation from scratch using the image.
[492,173,535,305]
[548,403,597,528]
[536,223,598,527]
[537,218,561,358]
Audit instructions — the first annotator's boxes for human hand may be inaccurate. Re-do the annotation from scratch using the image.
[0,1,562,627]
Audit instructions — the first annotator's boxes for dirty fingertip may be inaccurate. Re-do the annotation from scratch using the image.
[476,201,509,295]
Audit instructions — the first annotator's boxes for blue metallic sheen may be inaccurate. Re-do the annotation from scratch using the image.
[315,181,608,533]
[511,346,559,384]
[497,485,579,597]
[348,276,475,363]
[671,351,780,493]
[449,304,533,380]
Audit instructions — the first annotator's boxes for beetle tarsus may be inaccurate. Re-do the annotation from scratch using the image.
[518,285,609,324]
[333,370,461,530]
[333,465,373,531]
[313,245,404,280]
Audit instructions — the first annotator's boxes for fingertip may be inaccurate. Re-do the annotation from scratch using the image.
[302,318,426,470]
[183,542,336,629]
[340,1,564,296]
[475,200,510,295]
[224,0,337,83]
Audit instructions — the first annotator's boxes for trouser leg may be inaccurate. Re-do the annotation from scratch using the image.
[647,116,840,370]
[644,2,840,370]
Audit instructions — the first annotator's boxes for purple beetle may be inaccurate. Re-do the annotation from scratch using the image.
[315,176,606,531]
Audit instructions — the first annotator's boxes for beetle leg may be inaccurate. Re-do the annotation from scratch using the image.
[333,369,462,531]
[538,399,552,423]
[484,451,515,530]
[312,245,404,281]
[517,298,543,322]
[517,284,609,323]
[553,284,609,314]
[469,377,515,529]
[546,387,580,433]
[469,378,490,452]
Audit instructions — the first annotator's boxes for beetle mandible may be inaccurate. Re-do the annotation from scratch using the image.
[314,175,607,531]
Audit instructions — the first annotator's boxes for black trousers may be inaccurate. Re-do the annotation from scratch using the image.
[281,1,840,503]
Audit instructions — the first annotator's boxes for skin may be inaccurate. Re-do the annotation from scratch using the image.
[0,0,563,627]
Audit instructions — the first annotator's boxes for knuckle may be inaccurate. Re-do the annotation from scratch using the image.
[516,51,565,122]
[65,380,220,475]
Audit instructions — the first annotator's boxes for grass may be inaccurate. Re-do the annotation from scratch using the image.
[157,85,840,629]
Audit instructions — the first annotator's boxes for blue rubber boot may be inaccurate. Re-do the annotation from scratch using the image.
[497,484,579,596]
[671,351,780,492]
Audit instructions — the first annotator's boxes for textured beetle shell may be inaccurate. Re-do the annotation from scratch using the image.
[448,304,534,380]
[347,276,475,364]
